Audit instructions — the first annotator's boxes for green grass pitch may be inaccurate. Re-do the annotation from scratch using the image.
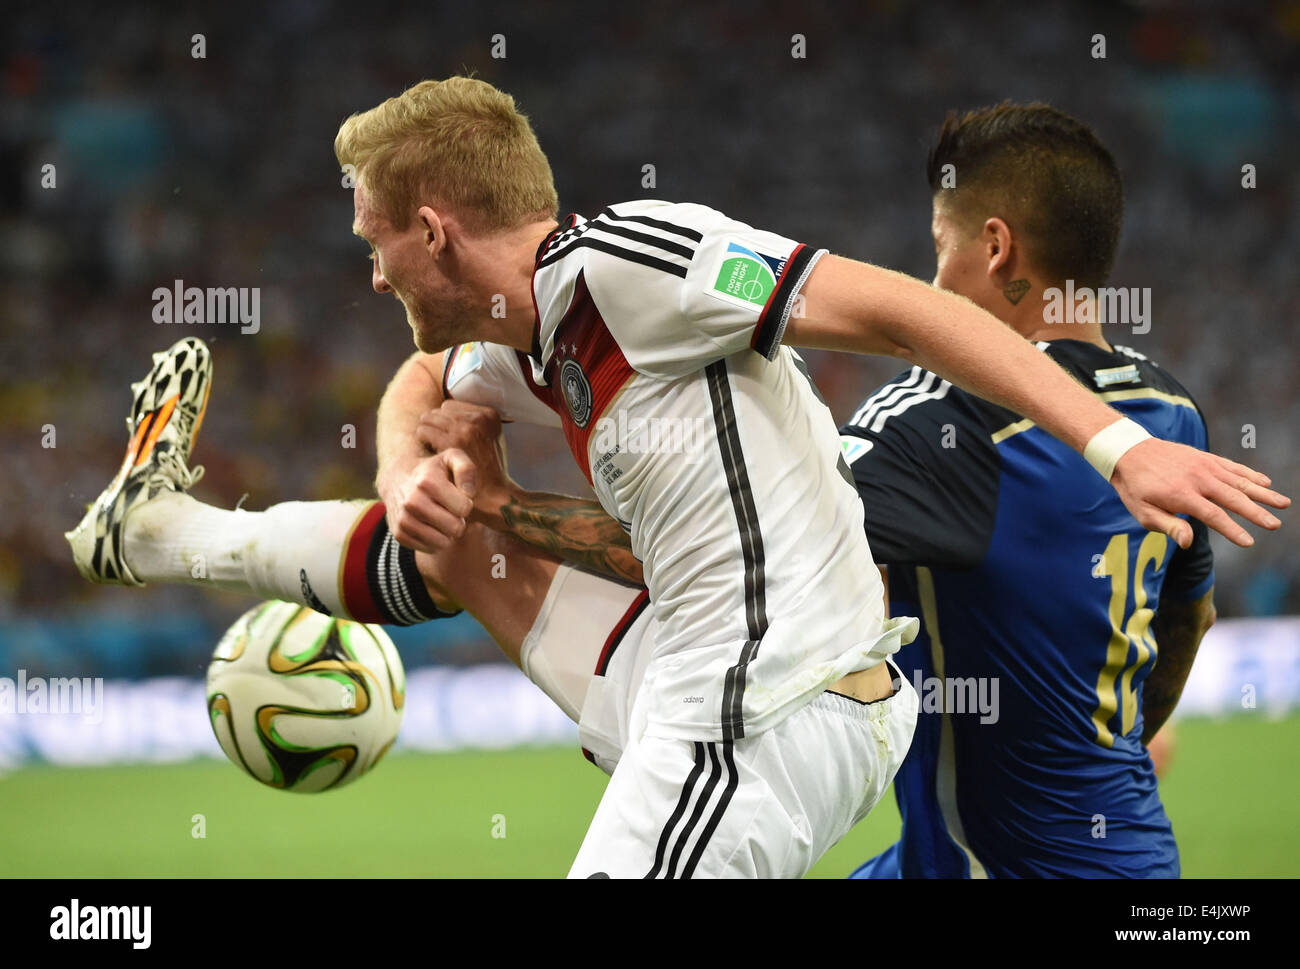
[2,713,1295,878]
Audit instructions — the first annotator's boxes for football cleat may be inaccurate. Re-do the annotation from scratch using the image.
[65,337,213,586]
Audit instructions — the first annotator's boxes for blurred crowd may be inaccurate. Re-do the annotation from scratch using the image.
[2,0,1297,675]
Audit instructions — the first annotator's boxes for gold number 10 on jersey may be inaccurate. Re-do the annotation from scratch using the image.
[1092,531,1169,748]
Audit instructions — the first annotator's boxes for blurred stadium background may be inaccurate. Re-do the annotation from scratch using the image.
[1,0,1297,876]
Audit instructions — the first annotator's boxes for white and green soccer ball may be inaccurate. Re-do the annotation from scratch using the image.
[206,601,405,793]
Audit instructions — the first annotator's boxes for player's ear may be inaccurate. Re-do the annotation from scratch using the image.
[982,217,1014,280]
[417,206,446,259]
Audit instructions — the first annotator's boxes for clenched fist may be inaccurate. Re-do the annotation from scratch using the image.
[376,448,478,554]
[416,399,518,522]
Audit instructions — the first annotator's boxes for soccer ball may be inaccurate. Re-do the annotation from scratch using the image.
[206,600,405,793]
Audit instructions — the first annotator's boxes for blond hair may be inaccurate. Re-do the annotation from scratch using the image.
[335,76,558,231]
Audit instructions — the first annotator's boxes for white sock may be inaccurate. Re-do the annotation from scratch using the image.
[123,492,369,615]
[122,492,452,625]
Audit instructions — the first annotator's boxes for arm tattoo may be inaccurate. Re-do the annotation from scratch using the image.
[1142,590,1214,743]
[498,491,644,585]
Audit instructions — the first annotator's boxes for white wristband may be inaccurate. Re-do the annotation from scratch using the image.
[1084,418,1151,480]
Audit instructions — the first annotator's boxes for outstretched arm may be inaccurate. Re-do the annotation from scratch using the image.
[786,255,1289,547]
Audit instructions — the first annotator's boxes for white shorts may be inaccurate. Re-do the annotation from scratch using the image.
[519,563,919,878]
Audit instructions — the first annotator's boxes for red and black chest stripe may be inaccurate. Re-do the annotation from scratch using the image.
[529,271,634,484]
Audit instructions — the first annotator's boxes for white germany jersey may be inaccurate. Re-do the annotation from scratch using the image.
[446,200,917,741]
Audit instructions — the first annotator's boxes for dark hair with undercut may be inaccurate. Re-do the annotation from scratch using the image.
[927,101,1123,288]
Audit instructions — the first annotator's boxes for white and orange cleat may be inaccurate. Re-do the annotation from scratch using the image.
[66,337,213,585]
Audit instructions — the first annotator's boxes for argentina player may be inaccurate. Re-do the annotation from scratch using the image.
[845,103,1221,878]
